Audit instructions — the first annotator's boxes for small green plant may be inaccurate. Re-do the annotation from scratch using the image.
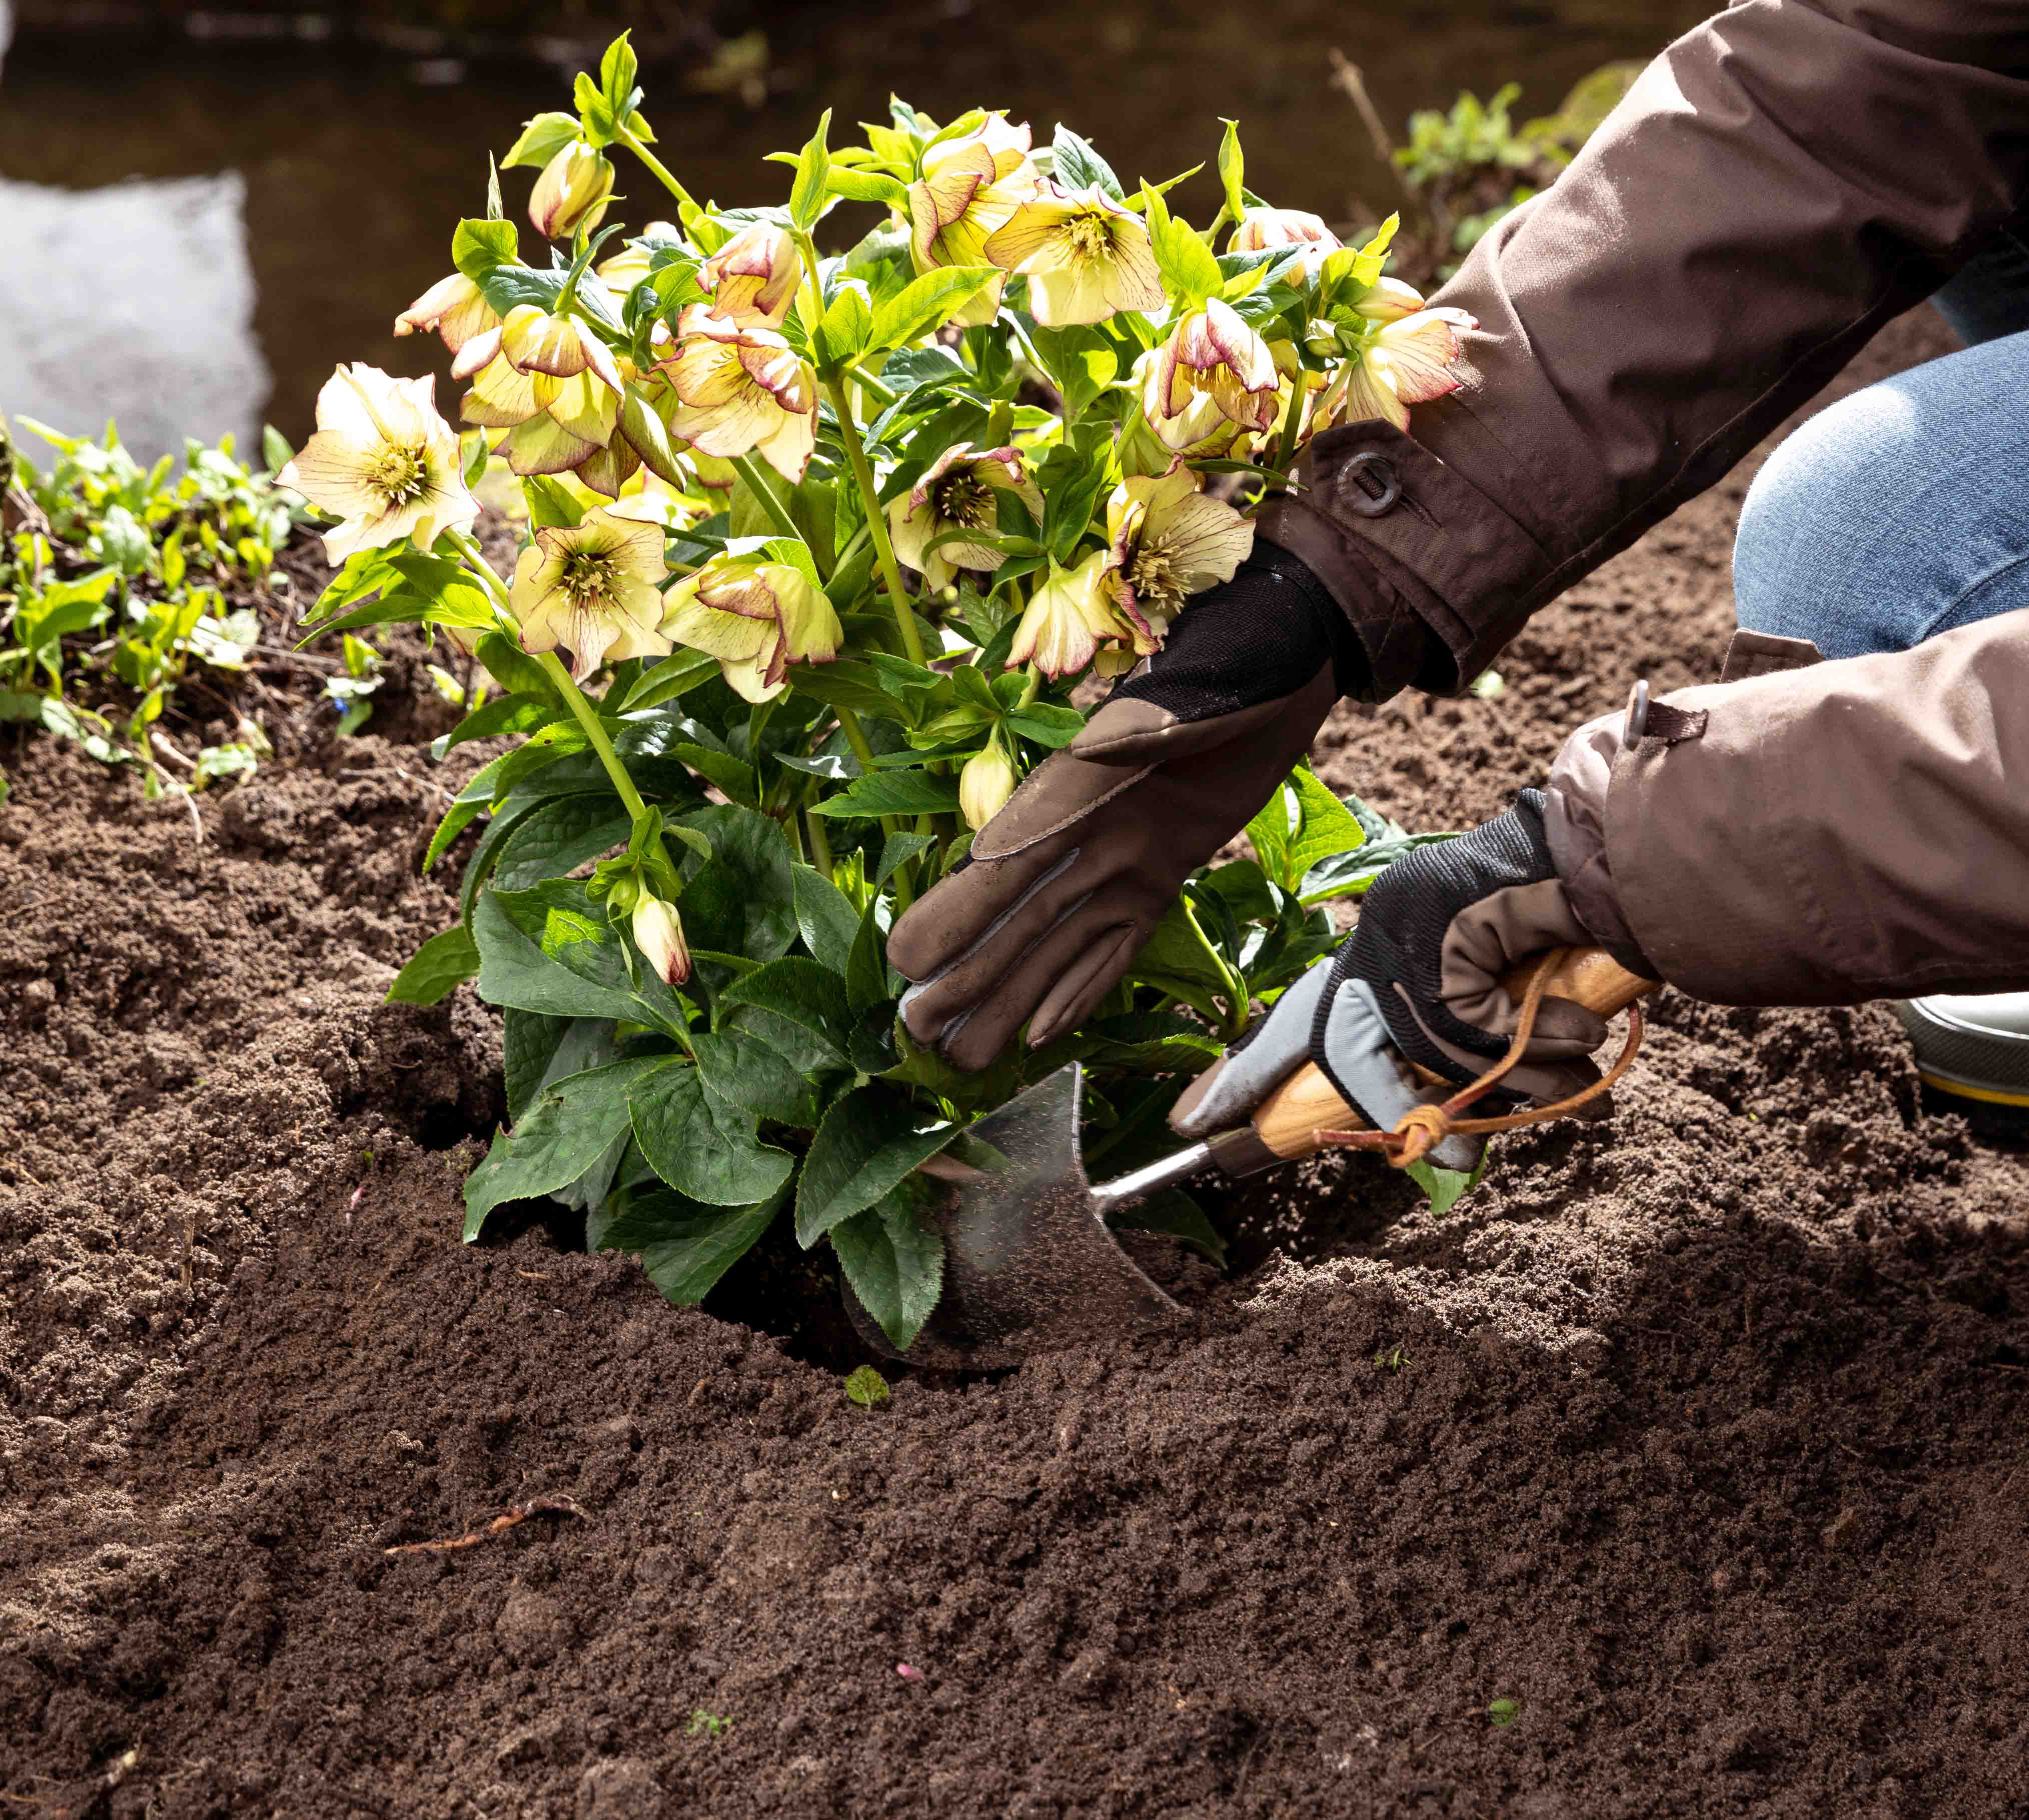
[0,414,300,798]
[686,1710,733,1738]
[844,1364,890,1407]
[1373,1344,1409,1373]
[1487,1697,1519,1728]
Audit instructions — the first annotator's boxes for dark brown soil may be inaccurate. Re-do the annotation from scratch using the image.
[7,308,2028,1820]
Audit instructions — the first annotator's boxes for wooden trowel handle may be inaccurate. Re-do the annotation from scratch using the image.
[1249,947,1658,1163]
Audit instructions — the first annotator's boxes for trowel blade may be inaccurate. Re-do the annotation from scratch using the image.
[843,1062,1185,1369]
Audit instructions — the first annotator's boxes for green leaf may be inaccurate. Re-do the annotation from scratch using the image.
[873,831,937,891]
[674,804,798,963]
[1405,1149,1488,1218]
[474,629,557,701]
[463,792,633,925]
[795,1085,960,1246]
[674,742,758,806]
[599,33,639,116]
[787,108,833,231]
[845,898,892,1015]
[827,167,911,209]
[1299,831,1458,905]
[868,266,1000,354]
[718,957,855,1072]
[433,691,562,756]
[1051,124,1123,199]
[808,770,961,819]
[475,882,672,1026]
[452,216,520,282]
[593,1187,783,1306]
[1141,181,1222,304]
[629,1058,795,1205]
[1109,1186,1227,1268]
[691,1027,819,1126]
[617,384,688,487]
[501,110,582,170]
[502,1011,618,1124]
[843,1364,890,1407]
[618,646,719,712]
[386,925,480,1007]
[1217,119,1247,225]
[830,1179,945,1351]
[462,1058,660,1240]
[813,281,874,376]
[792,863,861,974]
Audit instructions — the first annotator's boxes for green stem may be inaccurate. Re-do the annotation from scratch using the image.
[729,452,803,546]
[533,649,649,824]
[834,704,916,910]
[803,798,833,875]
[448,527,516,627]
[825,376,924,666]
[1270,370,1308,485]
[614,126,699,216]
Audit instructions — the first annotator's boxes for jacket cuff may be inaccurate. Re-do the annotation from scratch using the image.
[1255,420,1553,699]
[1542,712,1656,979]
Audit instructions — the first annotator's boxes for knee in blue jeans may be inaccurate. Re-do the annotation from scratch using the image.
[1731,380,1926,658]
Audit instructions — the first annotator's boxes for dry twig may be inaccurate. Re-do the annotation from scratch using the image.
[384,1495,588,1557]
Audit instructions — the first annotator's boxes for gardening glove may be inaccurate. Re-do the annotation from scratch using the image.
[888,540,1363,1072]
[1170,724,1656,1163]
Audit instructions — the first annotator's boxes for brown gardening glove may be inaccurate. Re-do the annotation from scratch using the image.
[888,542,1361,1071]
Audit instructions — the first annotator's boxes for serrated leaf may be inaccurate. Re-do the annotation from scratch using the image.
[830,1179,945,1352]
[795,1085,960,1246]
[788,108,833,230]
[718,957,855,1071]
[462,1058,661,1240]
[1051,124,1123,199]
[595,1187,783,1305]
[808,769,961,819]
[629,1058,795,1206]
[386,925,480,1007]
[867,266,999,354]
[502,1011,618,1125]
[792,862,861,974]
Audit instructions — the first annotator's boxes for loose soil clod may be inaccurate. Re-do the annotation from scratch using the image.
[4,311,2027,1818]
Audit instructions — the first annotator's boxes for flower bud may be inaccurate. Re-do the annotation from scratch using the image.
[958,740,1019,830]
[530,139,615,241]
[631,893,691,986]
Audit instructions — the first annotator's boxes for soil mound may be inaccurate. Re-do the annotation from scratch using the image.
[5,310,2026,1819]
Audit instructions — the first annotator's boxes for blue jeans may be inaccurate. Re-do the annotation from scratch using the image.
[1733,235,2029,656]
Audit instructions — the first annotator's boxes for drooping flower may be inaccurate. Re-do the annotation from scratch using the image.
[1318,307,1475,434]
[660,317,817,483]
[659,552,842,702]
[1228,207,1342,259]
[509,507,671,682]
[958,738,1018,830]
[1103,463,1254,645]
[1352,276,1428,323]
[601,470,708,532]
[691,222,801,331]
[596,222,683,292]
[888,444,1042,591]
[1141,297,1279,450]
[1006,551,1136,679]
[457,304,632,477]
[908,115,1039,327]
[392,273,500,354]
[632,893,692,986]
[279,364,479,563]
[983,184,1163,327]
[529,139,615,240]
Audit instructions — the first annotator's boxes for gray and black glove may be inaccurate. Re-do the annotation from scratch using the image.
[888,541,1363,1072]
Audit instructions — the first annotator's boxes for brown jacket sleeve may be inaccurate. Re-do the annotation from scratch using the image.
[1606,608,2029,1005]
[1261,0,2029,696]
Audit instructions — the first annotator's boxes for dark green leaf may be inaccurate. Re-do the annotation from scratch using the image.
[629,1058,795,1205]
[718,957,855,1071]
[829,1179,945,1351]
[462,1058,660,1240]
[1051,124,1123,199]
[845,897,892,1014]
[673,804,798,963]
[808,770,961,819]
[386,925,480,1007]
[502,1010,618,1124]
[475,881,677,1027]
[795,1085,960,1246]
[592,1186,783,1305]
[692,1027,819,1126]
[792,862,860,973]
[873,831,937,891]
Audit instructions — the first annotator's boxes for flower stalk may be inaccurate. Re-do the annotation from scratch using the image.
[826,376,925,667]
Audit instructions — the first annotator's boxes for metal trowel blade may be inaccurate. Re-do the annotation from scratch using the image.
[843,1061,1186,1369]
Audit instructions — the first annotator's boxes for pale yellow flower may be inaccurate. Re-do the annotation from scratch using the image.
[659,553,843,702]
[279,364,478,564]
[596,222,682,292]
[659,318,817,483]
[393,273,500,353]
[1141,297,1279,451]
[692,223,801,330]
[888,444,1041,591]
[601,470,707,532]
[632,894,691,986]
[908,115,1039,327]
[1006,551,1135,679]
[1318,307,1474,434]
[457,304,630,477]
[1228,207,1343,258]
[529,139,615,240]
[983,184,1163,327]
[510,507,671,682]
[958,739,1018,831]
[1352,277,1427,323]
[1103,463,1254,645]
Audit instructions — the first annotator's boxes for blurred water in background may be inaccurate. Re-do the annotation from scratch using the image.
[0,1,1706,462]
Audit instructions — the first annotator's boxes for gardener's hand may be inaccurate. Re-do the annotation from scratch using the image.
[888,542,1360,1072]
[1169,745,1655,1159]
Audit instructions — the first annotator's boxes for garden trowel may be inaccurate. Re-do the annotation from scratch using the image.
[845,947,1654,1368]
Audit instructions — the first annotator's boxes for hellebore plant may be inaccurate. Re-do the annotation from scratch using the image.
[289,38,1472,1347]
